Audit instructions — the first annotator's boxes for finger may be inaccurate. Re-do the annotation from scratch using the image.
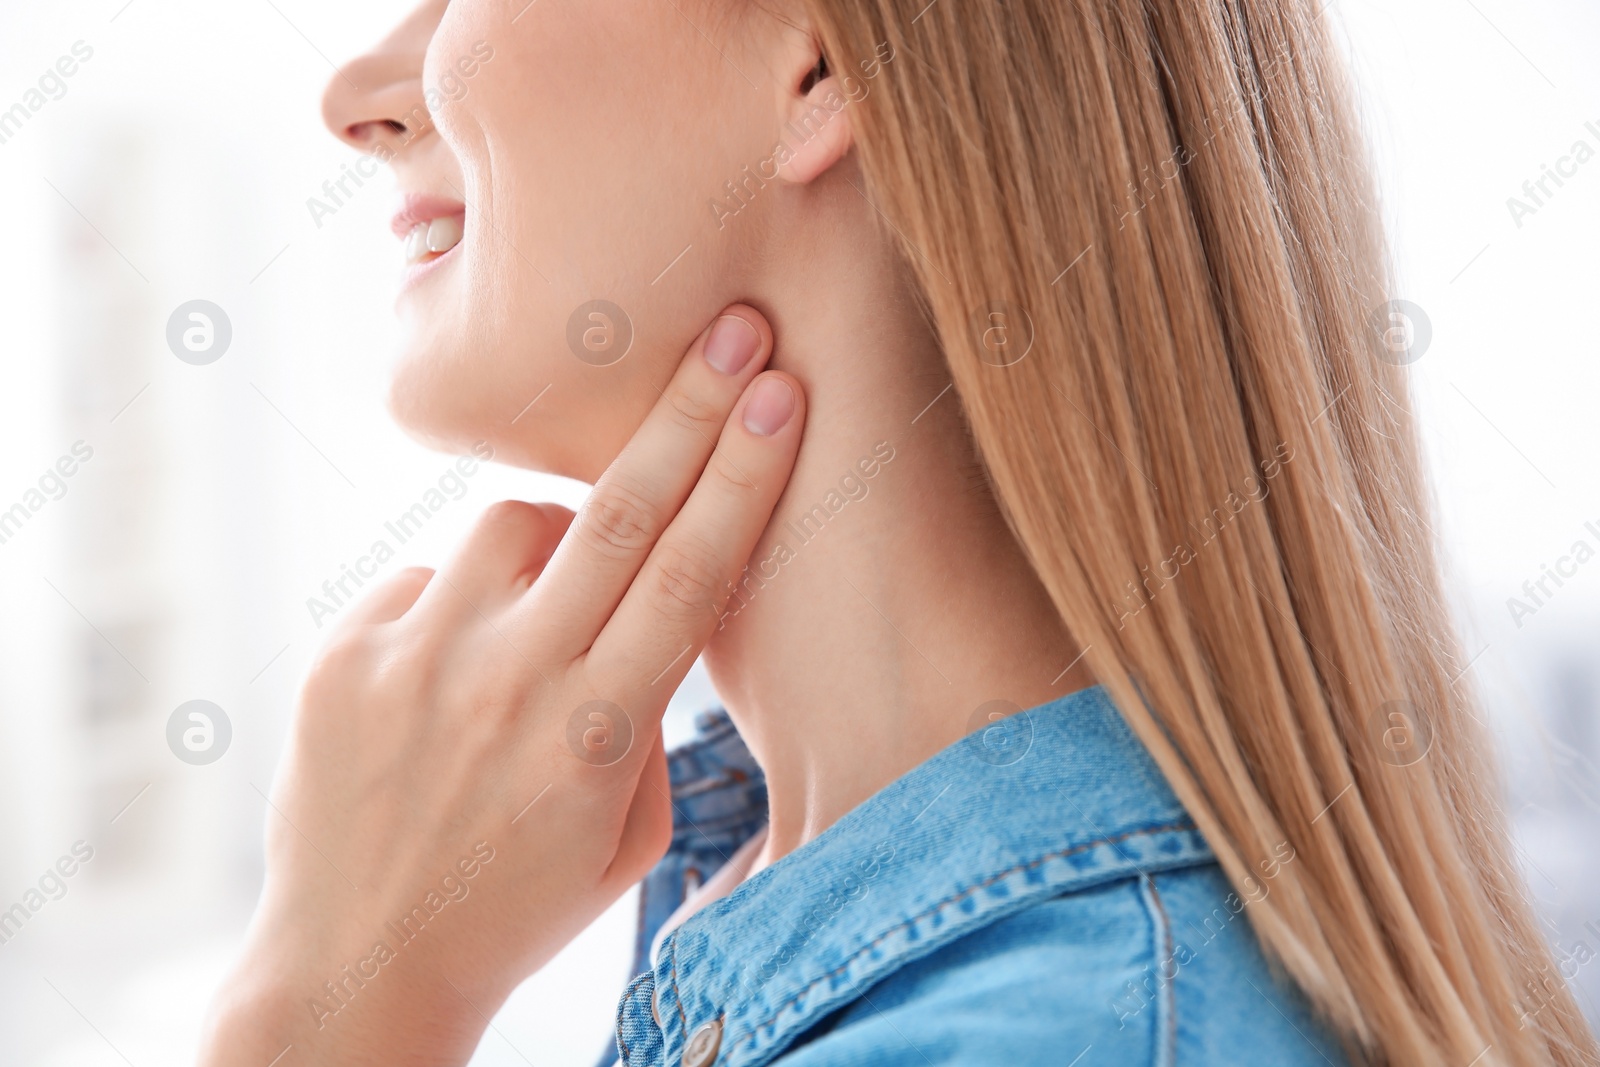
[408,501,572,624]
[333,566,435,630]
[519,306,773,660]
[588,370,803,699]
[604,729,672,887]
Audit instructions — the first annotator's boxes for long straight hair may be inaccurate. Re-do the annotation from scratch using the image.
[805,1,1597,1063]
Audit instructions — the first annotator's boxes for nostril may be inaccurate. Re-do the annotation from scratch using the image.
[344,118,411,147]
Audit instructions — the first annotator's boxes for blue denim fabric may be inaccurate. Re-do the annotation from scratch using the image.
[628,707,769,979]
[606,685,1348,1067]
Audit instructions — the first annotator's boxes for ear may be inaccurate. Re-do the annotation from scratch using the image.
[775,44,856,185]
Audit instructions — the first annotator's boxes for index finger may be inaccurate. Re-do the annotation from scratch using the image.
[516,305,773,660]
[584,370,803,702]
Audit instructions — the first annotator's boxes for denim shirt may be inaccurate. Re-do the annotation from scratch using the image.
[606,685,1347,1067]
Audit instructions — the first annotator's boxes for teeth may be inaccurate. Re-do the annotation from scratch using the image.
[404,225,429,263]
[403,214,464,265]
[426,215,463,253]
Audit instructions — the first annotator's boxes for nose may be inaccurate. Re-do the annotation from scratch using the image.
[321,0,447,158]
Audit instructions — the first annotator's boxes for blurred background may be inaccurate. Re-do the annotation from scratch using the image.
[0,0,1596,1062]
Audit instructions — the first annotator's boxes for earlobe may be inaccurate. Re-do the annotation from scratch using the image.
[776,71,855,185]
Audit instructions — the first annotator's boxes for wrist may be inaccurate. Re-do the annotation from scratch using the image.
[197,973,309,1067]
[199,940,492,1067]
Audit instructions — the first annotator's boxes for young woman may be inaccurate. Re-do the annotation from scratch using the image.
[199,1,1598,1065]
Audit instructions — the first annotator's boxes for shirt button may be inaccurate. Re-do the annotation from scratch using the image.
[651,984,662,1027]
[682,1017,723,1067]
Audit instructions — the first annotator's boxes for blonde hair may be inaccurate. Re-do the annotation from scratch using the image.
[806,1,1598,1063]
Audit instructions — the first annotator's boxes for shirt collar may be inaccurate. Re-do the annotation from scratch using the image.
[648,684,1214,1067]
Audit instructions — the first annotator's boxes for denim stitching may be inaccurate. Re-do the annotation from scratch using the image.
[615,977,640,1064]
[1138,873,1177,1067]
[730,819,1200,1054]
[669,933,690,1032]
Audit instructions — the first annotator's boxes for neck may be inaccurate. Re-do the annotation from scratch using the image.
[703,179,1088,871]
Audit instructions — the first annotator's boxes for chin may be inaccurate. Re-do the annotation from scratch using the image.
[381,352,597,481]
[383,363,482,456]
[380,329,499,445]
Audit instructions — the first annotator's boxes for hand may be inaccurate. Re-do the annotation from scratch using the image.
[199,306,803,1066]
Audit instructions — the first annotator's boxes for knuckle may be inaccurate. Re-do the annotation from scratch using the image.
[579,483,660,556]
[651,539,724,616]
[394,565,436,586]
[372,565,434,605]
[303,631,376,704]
[473,501,558,581]
[366,628,446,708]
[539,503,577,533]
[479,498,543,532]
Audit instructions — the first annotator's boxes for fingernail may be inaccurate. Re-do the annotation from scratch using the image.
[703,315,760,375]
[742,377,796,436]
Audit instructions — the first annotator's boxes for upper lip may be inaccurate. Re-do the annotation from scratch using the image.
[390,193,466,239]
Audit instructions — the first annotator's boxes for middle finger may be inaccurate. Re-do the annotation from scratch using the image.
[519,305,772,660]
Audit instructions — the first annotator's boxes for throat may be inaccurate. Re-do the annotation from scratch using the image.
[700,371,1085,866]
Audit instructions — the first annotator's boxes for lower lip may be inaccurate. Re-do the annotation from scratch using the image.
[397,238,463,297]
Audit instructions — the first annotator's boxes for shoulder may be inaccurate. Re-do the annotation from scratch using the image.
[638,689,1352,1067]
[775,864,1347,1067]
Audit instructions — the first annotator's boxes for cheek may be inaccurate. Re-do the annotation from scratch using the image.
[470,11,734,276]
[457,0,769,293]
[410,0,773,478]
